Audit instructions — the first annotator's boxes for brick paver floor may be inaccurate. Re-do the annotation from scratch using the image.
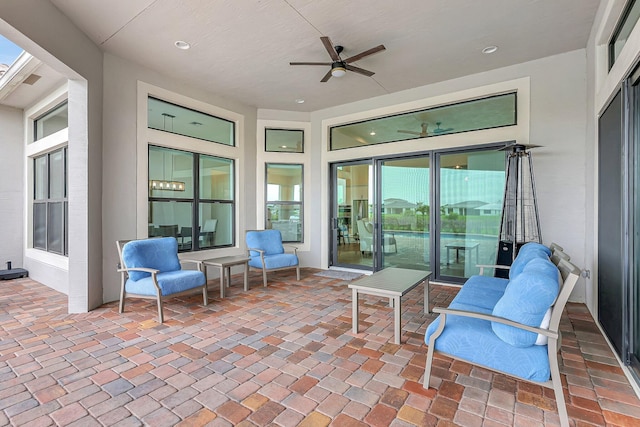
[1,269,639,426]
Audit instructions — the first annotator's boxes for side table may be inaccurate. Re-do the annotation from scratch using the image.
[202,255,250,298]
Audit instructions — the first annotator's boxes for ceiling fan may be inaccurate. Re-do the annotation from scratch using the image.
[398,122,429,137]
[290,36,386,82]
[432,122,454,134]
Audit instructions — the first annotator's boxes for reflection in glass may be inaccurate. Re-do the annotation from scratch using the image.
[148,146,193,199]
[148,201,193,244]
[33,203,46,250]
[380,156,430,271]
[48,202,64,254]
[148,97,235,146]
[49,149,65,199]
[266,164,303,242]
[34,101,68,141]
[34,156,47,200]
[265,129,304,153]
[438,149,506,280]
[200,202,233,247]
[330,93,516,150]
[200,155,233,201]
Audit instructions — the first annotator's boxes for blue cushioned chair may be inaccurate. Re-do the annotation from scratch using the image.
[246,230,300,287]
[116,237,208,323]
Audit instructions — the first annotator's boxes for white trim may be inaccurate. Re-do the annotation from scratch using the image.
[256,119,311,252]
[318,78,531,269]
[136,81,246,259]
[25,248,69,270]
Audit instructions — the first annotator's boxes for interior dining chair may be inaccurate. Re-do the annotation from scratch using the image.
[245,229,300,287]
[116,237,208,323]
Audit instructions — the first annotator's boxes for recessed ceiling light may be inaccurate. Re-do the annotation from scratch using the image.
[369,131,376,136]
[482,45,498,54]
[281,145,287,148]
[295,98,305,104]
[175,40,191,50]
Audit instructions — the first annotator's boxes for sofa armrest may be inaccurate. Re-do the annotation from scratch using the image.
[432,307,558,339]
[476,264,511,275]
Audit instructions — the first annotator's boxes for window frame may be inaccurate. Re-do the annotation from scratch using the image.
[265,128,304,153]
[148,145,236,251]
[33,100,68,142]
[609,0,640,71]
[265,163,304,243]
[32,147,68,256]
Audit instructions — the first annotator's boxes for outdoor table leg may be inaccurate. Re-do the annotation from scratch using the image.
[393,295,401,344]
[243,263,248,291]
[219,266,225,298]
[424,279,429,314]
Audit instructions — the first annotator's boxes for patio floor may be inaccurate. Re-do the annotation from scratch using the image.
[1,270,639,426]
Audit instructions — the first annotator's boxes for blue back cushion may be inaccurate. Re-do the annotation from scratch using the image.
[517,242,551,257]
[509,247,551,280]
[492,258,560,347]
[246,230,285,257]
[122,237,181,281]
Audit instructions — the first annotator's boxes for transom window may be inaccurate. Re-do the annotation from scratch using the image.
[148,146,235,251]
[330,92,517,150]
[33,101,68,142]
[147,97,235,146]
[609,0,640,70]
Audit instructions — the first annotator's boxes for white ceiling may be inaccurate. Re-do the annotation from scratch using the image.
[33,0,602,112]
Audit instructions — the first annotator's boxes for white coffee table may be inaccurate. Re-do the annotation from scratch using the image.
[349,267,431,344]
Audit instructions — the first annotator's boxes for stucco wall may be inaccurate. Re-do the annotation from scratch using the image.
[0,105,24,270]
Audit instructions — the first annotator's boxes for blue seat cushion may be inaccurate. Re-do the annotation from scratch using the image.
[517,242,552,257]
[425,302,551,382]
[451,275,508,311]
[492,258,559,347]
[246,230,285,257]
[123,237,181,281]
[249,253,298,270]
[126,269,205,296]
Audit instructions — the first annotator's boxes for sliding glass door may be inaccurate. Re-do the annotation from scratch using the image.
[379,156,430,271]
[330,146,506,282]
[437,149,506,282]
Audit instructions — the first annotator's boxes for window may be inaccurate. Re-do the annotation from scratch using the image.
[266,163,303,242]
[33,101,68,141]
[610,0,640,70]
[147,97,235,146]
[330,92,517,150]
[265,128,304,153]
[148,146,234,251]
[33,148,68,255]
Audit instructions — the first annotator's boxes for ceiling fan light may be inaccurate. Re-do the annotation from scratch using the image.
[331,63,346,77]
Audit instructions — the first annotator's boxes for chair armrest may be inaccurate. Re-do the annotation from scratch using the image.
[180,259,203,269]
[118,267,160,274]
[432,307,558,339]
[247,247,264,255]
[476,264,511,275]
[284,245,298,254]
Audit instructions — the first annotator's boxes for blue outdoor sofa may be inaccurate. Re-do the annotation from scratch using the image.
[423,242,580,427]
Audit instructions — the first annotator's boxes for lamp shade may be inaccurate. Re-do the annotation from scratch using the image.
[331,63,346,77]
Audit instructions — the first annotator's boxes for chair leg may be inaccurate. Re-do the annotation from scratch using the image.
[262,269,268,287]
[119,277,126,314]
[156,294,164,323]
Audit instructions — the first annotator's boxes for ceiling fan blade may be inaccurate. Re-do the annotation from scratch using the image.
[290,61,332,66]
[345,64,374,77]
[320,69,333,82]
[321,36,341,61]
[345,45,386,63]
[397,130,421,136]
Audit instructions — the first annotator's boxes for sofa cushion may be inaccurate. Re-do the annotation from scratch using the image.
[122,237,181,281]
[425,302,551,382]
[517,242,552,257]
[452,275,508,311]
[248,253,298,269]
[492,258,560,347]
